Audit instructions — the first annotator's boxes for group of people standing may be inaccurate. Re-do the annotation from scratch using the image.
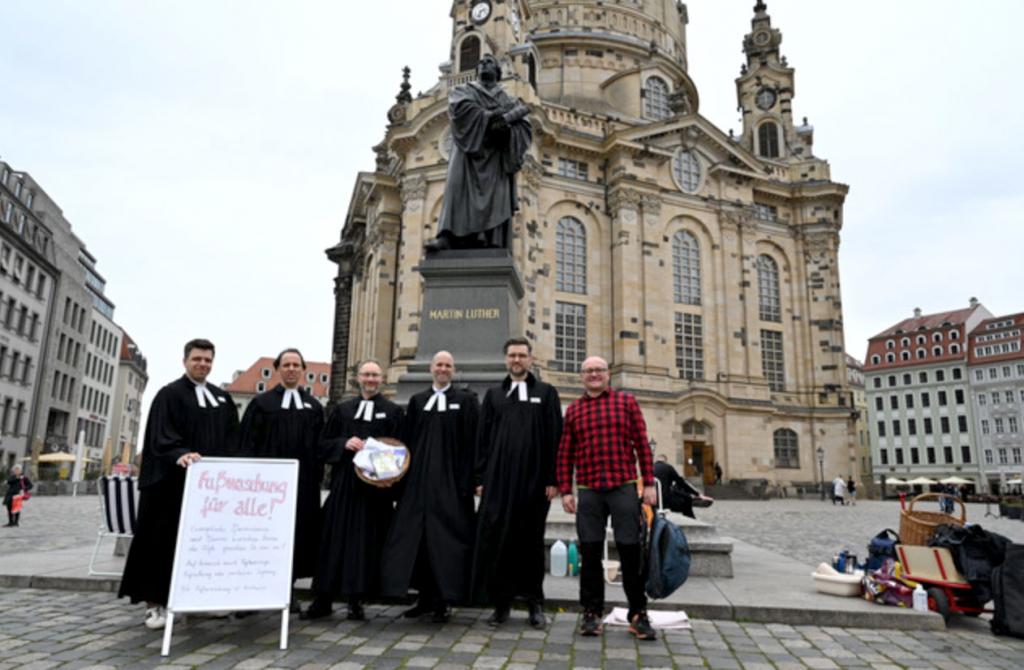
[831,475,857,505]
[118,337,661,641]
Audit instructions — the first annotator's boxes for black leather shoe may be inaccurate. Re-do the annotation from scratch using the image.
[431,604,452,623]
[347,602,365,621]
[527,603,546,629]
[579,611,602,636]
[424,236,451,252]
[487,604,510,627]
[402,600,433,619]
[299,598,333,620]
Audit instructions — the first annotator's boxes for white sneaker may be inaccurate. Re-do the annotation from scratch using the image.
[144,606,167,629]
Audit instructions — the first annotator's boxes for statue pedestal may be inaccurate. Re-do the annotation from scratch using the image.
[397,249,523,402]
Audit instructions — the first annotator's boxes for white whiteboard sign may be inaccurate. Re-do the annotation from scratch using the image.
[167,457,299,613]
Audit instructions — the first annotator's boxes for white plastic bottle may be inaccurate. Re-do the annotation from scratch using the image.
[912,583,929,612]
[550,540,568,577]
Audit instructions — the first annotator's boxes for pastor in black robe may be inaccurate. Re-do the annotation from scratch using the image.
[237,385,324,579]
[380,386,479,604]
[471,373,562,606]
[436,78,532,247]
[118,375,238,605]
[312,393,403,601]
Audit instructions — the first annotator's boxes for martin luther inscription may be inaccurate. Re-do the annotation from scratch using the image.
[428,308,501,321]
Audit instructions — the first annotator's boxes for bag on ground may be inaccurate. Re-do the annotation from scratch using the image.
[866,528,900,571]
[991,544,1024,639]
[645,514,691,599]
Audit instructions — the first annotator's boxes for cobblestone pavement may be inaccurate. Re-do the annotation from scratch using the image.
[700,499,1024,568]
[0,495,101,554]
[1,588,1023,670]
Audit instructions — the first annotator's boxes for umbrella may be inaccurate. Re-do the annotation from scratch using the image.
[939,476,974,485]
[906,476,938,485]
[885,477,907,485]
[35,452,78,463]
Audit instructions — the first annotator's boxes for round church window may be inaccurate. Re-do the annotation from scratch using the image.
[673,149,702,193]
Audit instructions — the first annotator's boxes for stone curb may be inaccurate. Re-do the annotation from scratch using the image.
[0,574,944,631]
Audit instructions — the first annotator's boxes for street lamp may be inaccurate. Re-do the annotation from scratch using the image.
[817,446,826,501]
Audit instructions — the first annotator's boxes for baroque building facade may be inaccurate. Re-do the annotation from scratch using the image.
[328,1,853,488]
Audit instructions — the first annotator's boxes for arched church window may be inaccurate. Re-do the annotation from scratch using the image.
[643,76,670,120]
[757,254,781,322]
[459,35,481,73]
[672,230,701,305]
[773,429,799,468]
[556,217,587,294]
[527,53,537,91]
[759,121,780,158]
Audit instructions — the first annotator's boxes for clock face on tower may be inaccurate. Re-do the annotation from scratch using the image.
[471,1,492,25]
[755,87,777,111]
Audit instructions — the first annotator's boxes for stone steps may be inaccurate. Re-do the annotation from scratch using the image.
[544,506,734,577]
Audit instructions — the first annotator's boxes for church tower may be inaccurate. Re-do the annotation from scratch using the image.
[448,1,531,84]
[735,1,814,162]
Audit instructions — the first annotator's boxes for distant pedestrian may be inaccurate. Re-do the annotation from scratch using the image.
[3,465,32,527]
[846,477,857,505]
[713,462,723,485]
[832,475,847,505]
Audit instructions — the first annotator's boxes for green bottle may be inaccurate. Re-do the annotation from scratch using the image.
[567,540,579,576]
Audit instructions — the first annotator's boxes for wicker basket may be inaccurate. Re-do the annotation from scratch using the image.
[899,493,965,545]
[354,437,410,488]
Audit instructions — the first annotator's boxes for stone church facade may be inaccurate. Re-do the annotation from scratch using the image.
[328,1,855,489]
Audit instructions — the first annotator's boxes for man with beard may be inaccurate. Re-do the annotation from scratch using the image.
[424,54,532,251]
[237,348,324,611]
[118,339,238,629]
[302,359,403,621]
[380,351,479,622]
[472,337,562,629]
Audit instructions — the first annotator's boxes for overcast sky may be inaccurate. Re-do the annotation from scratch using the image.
[2,1,1021,429]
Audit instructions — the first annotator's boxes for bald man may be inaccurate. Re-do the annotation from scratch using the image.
[380,351,479,623]
[556,356,657,640]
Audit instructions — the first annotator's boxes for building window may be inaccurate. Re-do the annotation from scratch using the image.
[995,418,1005,433]
[978,393,987,405]
[895,449,904,465]
[924,418,933,434]
[261,367,271,379]
[871,355,880,365]
[880,449,889,465]
[1007,390,1015,403]
[936,369,945,382]
[910,448,919,465]
[886,340,895,350]
[888,353,897,363]
[902,373,911,385]
[320,373,329,384]
[1004,365,1013,378]
[874,397,883,411]
[643,76,670,120]
[1014,448,1022,464]
[938,390,947,406]
[873,377,881,388]
[555,217,587,294]
[952,368,962,380]
[557,158,588,181]
[892,420,901,437]
[999,449,1008,465]
[985,449,994,465]
[890,396,898,410]
[256,381,265,393]
[674,313,704,380]
[773,428,799,469]
[921,392,930,407]
[905,393,914,409]
[940,417,950,434]
[758,121,780,158]
[459,35,481,73]
[958,415,968,433]
[992,391,1000,404]
[757,255,781,322]
[981,419,990,435]
[955,389,964,404]
[900,351,910,361]
[1009,417,1019,433]
[760,330,785,392]
[945,446,954,463]
[908,419,917,435]
[554,302,586,372]
[673,150,701,193]
[672,231,701,305]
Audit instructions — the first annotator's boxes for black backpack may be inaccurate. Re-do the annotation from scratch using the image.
[645,514,691,599]
[991,544,1024,639]
[866,529,900,571]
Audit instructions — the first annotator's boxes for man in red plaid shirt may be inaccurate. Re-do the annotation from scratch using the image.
[557,355,657,640]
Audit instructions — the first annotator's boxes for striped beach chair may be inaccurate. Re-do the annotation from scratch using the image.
[88,475,139,576]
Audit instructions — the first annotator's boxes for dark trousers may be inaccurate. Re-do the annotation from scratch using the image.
[576,485,647,618]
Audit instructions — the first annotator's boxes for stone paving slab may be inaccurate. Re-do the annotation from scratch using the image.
[1,588,1022,670]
